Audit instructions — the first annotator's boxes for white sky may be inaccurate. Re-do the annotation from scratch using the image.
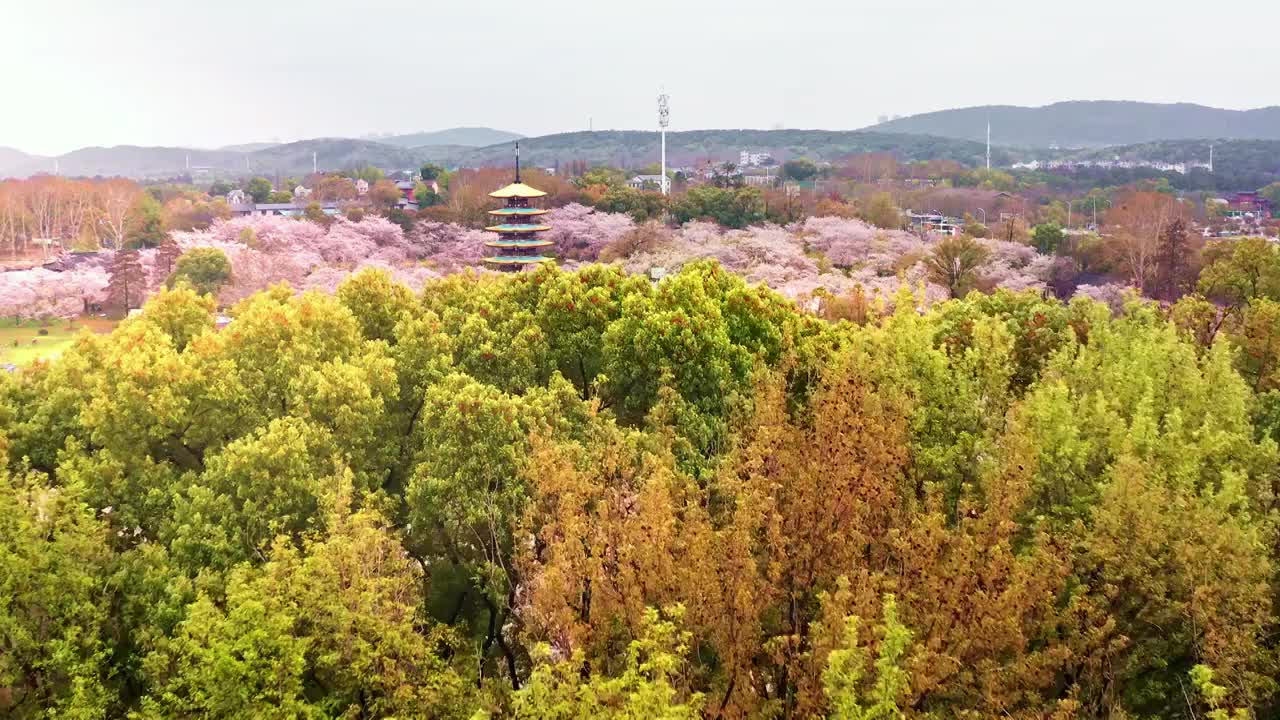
[3,0,1278,155]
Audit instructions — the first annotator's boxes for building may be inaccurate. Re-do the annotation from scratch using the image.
[228,201,343,217]
[394,180,420,211]
[355,179,370,195]
[626,174,666,190]
[907,211,963,236]
[739,150,773,168]
[484,152,554,271]
[742,173,777,188]
[1227,191,1274,217]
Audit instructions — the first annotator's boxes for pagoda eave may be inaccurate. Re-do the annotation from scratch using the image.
[484,256,554,266]
[485,240,555,249]
[489,182,548,199]
[485,224,552,233]
[488,207,549,217]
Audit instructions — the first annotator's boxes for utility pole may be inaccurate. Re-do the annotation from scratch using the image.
[986,118,991,171]
[658,91,670,195]
[312,151,317,175]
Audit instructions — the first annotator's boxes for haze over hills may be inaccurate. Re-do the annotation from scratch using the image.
[5,106,1280,180]
[218,142,280,153]
[0,130,1011,179]
[372,127,524,148]
[418,129,1008,168]
[868,101,1280,148]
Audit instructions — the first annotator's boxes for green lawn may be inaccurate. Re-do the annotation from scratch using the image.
[0,317,118,366]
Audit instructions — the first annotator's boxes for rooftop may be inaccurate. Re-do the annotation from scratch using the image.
[489,182,547,199]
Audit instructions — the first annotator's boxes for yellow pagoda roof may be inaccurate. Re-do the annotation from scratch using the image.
[489,182,547,199]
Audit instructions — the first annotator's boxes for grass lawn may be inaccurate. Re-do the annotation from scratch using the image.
[0,317,118,366]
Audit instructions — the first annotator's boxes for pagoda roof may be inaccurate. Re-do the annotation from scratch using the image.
[489,182,547,199]
[484,255,554,266]
[485,223,552,233]
[488,207,549,216]
[485,239,555,249]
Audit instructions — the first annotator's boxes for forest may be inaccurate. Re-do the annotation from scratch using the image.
[4,251,1280,718]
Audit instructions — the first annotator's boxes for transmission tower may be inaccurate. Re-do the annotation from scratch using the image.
[658,92,670,195]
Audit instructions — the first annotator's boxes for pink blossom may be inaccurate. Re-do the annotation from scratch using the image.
[0,266,109,320]
[542,204,634,260]
[1073,283,1134,314]
[410,222,489,271]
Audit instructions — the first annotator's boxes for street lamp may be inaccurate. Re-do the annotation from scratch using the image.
[1092,197,1113,230]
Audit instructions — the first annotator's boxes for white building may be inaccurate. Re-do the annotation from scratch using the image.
[626,174,667,190]
[739,151,773,168]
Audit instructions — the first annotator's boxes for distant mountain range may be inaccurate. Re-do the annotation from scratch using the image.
[0,127,527,180]
[4,105,1280,180]
[415,129,1008,168]
[0,129,1009,180]
[868,101,1280,148]
[371,127,524,148]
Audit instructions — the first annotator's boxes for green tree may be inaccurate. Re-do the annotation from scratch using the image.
[413,182,444,207]
[1258,182,1280,211]
[670,186,764,228]
[108,247,146,312]
[244,176,273,203]
[419,163,445,181]
[924,235,991,298]
[859,192,903,230]
[266,190,294,204]
[782,157,819,182]
[302,201,330,226]
[504,606,702,720]
[126,193,167,248]
[1198,237,1280,308]
[596,185,667,222]
[1031,222,1064,254]
[575,167,626,189]
[822,594,912,720]
[167,247,233,297]
[0,469,114,719]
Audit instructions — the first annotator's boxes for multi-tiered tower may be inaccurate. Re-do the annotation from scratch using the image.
[484,143,554,271]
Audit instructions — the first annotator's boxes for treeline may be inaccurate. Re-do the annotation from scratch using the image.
[0,177,225,259]
[3,262,1280,718]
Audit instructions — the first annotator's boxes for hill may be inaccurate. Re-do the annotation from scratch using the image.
[0,147,42,177]
[246,138,423,174]
[421,129,1014,169]
[6,146,245,179]
[1070,138,1280,191]
[870,101,1280,148]
[0,129,1020,180]
[219,142,280,153]
[376,127,523,148]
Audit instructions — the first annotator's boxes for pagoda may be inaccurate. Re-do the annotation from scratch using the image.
[484,143,554,270]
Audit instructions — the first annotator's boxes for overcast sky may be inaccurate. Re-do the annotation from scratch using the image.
[4,0,1278,155]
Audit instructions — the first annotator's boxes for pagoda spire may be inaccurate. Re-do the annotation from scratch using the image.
[483,144,553,271]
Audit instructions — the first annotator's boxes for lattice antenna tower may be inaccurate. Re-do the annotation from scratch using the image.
[658,92,670,195]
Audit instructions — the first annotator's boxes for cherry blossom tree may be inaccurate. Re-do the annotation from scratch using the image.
[1073,283,1135,314]
[542,203,635,260]
[0,266,110,321]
